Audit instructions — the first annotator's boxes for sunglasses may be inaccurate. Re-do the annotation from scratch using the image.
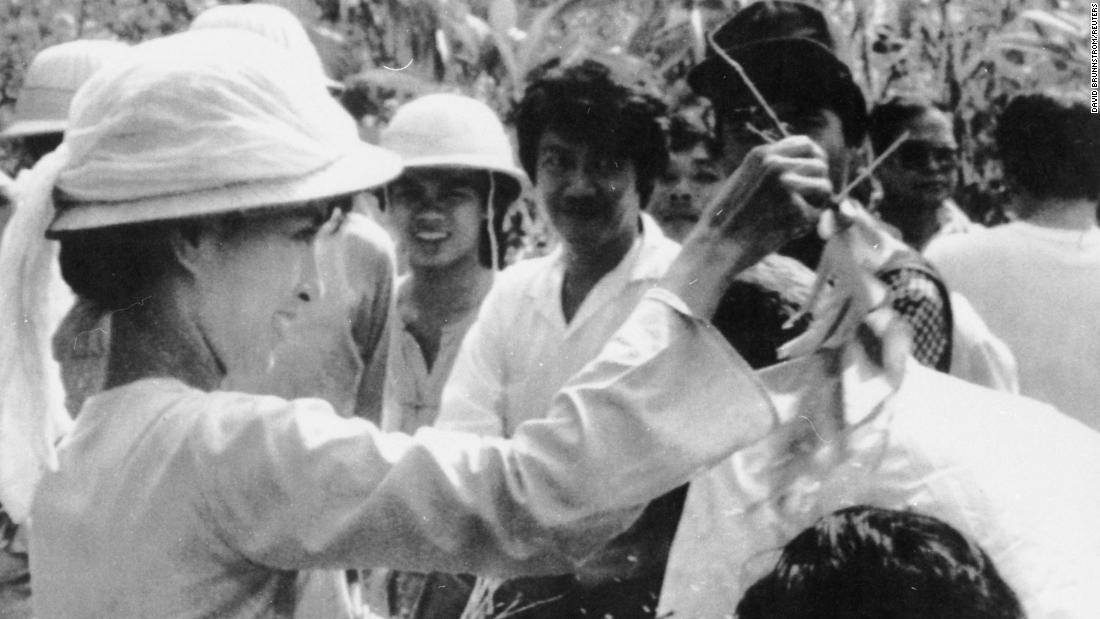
[895,141,959,170]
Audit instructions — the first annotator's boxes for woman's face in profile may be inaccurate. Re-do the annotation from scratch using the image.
[191,203,331,377]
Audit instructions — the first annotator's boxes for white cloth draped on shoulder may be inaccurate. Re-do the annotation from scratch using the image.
[0,151,75,523]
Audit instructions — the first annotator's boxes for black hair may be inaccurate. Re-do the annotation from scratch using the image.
[711,255,813,369]
[515,58,669,207]
[996,91,1099,200]
[58,222,182,312]
[56,198,351,310]
[869,94,951,155]
[735,505,1025,619]
[667,106,724,168]
[12,132,64,171]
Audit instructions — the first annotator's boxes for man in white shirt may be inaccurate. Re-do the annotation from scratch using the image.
[435,58,681,617]
[926,92,1100,431]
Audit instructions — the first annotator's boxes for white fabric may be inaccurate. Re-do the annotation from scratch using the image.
[57,29,365,203]
[436,214,679,436]
[926,222,1100,430]
[381,280,483,434]
[659,345,1100,619]
[778,202,901,363]
[190,4,332,85]
[947,290,1019,392]
[30,290,777,618]
[0,152,74,523]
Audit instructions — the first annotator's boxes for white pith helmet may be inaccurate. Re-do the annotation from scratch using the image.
[379,93,528,205]
[1,40,130,140]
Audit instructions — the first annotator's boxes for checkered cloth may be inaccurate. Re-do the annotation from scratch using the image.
[879,267,951,371]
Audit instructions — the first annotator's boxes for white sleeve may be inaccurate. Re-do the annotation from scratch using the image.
[948,291,1020,393]
[194,290,776,578]
[433,279,508,437]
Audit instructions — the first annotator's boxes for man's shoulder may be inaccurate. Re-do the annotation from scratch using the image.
[492,252,559,296]
[924,223,1010,265]
[897,364,1100,456]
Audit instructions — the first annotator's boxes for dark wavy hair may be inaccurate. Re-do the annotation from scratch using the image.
[996,91,1099,200]
[514,58,669,207]
[57,199,353,310]
[736,505,1024,619]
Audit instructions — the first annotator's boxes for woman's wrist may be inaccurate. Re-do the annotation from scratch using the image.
[662,232,752,319]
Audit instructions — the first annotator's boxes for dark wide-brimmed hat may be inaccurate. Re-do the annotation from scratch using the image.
[688,1,867,143]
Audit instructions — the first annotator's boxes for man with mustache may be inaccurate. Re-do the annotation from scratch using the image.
[434,58,682,617]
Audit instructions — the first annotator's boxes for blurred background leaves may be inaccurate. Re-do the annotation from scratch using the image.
[1,0,1093,239]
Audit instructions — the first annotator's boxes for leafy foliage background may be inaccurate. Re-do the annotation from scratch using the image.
[1,0,1093,241]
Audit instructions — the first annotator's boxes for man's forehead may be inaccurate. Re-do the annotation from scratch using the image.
[902,110,956,144]
[400,167,484,187]
[539,126,589,147]
[538,126,621,155]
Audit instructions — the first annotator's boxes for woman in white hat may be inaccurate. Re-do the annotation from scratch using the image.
[23,28,831,619]
[190,1,397,423]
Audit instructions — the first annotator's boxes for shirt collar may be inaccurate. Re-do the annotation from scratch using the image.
[630,212,677,282]
[528,212,676,298]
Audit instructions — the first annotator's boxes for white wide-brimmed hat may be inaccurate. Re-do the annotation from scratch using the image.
[0,40,130,140]
[379,93,529,204]
[190,3,343,92]
[46,29,401,235]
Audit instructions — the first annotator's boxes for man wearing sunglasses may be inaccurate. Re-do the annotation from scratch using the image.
[870,96,973,252]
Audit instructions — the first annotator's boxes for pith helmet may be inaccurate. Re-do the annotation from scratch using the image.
[380,93,528,205]
[1,40,130,139]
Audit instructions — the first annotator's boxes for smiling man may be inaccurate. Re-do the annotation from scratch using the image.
[435,58,682,617]
[369,93,527,617]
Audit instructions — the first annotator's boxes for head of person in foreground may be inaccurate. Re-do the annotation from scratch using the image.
[735,505,1025,619]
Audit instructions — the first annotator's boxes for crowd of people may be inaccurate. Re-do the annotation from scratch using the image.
[0,1,1096,618]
